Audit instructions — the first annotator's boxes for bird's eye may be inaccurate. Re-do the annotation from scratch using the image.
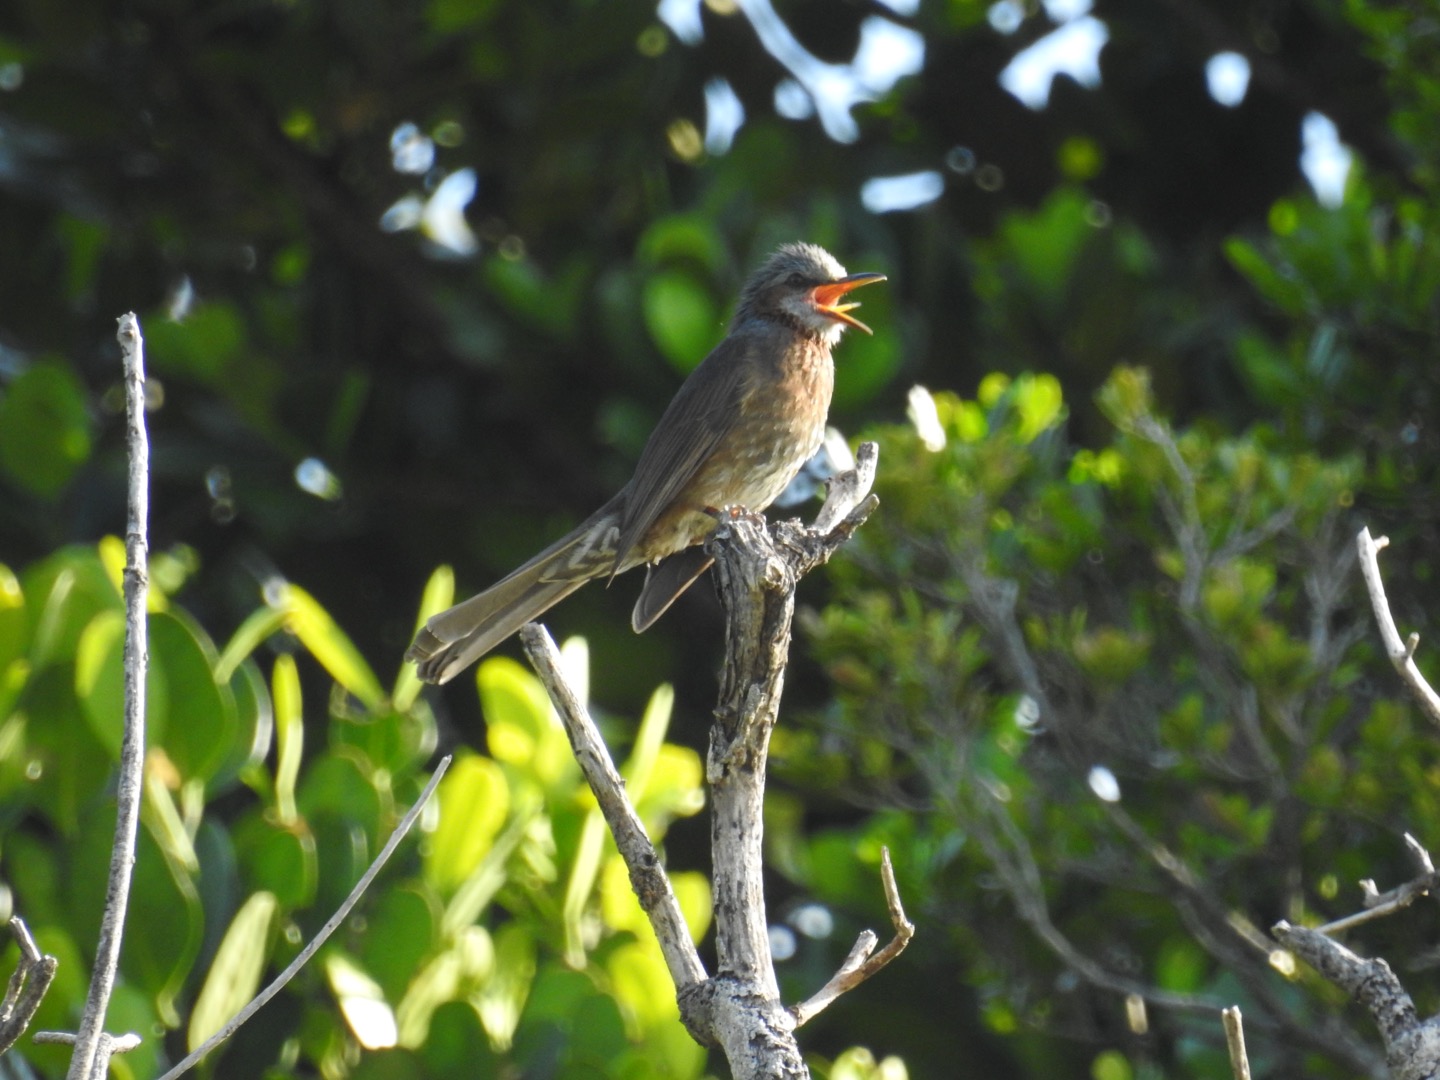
[787,272,807,287]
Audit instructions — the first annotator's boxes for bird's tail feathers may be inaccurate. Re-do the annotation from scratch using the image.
[406,503,623,684]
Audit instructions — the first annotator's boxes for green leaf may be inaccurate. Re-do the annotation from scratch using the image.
[425,751,510,893]
[397,925,494,1047]
[215,606,287,685]
[480,656,574,793]
[1012,372,1065,442]
[273,654,302,823]
[642,269,719,373]
[97,823,204,1026]
[395,565,454,712]
[235,813,318,909]
[326,952,398,1051]
[561,810,606,967]
[279,584,385,709]
[144,302,246,382]
[23,664,115,836]
[23,546,122,672]
[214,656,273,792]
[151,610,239,785]
[188,891,279,1051]
[0,359,92,498]
[621,682,673,798]
[358,884,441,1003]
[476,923,535,1049]
[419,1000,499,1076]
[0,563,25,673]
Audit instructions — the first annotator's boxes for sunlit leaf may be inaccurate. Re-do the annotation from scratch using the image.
[475,923,535,1050]
[279,583,385,709]
[479,656,573,792]
[273,653,302,824]
[425,751,509,893]
[326,952,398,1050]
[395,564,455,712]
[188,891,278,1050]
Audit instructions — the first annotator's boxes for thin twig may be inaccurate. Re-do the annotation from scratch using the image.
[1316,834,1440,935]
[790,847,914,1026]
[66,314,150,1080]
[0,916,58,1053]
[1223,1006,1252,1080]
[1356,527,1440,726]
[152,755,452,1080]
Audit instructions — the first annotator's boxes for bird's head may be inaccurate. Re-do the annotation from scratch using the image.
[736,242,886,344]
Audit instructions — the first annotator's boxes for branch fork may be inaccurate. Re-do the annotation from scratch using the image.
[1268,530,1440,1077]
[522,441,908,1079]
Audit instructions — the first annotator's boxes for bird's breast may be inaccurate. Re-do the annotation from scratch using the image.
[636,339,834,561]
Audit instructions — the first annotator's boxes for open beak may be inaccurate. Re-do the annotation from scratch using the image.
[811,272,887,335]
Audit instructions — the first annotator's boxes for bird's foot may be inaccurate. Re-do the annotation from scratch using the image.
[705,504,767,526]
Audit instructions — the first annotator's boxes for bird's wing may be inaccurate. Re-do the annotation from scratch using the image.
[612,329,759,570]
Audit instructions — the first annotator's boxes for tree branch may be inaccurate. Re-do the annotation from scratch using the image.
[1356,527,1440,726]
[1273,921,1440,1079]
[521,442,896,1080]
[0,916,58,1054]
[789,847,914,1027]
[518,626,709,1008]
[65,314,151,1080]
[1223,1006,1252,1080]
[1315,833,1440,935]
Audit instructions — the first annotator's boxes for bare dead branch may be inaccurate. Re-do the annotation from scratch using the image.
[1356,527,1440,726]
[66,314,151,1080]
[1223,1006,1252,1080]
[522,443,886,1080]
[1316,834,1440,935]
[790,847,914,1027]
[518,625,708,1002]
[1273,921,1440,1079]
[37,1030,142,1080]
[0,916,58,1054]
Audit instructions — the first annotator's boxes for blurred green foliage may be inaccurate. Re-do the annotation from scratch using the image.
[0,551,713,1077]
[778,367,1423,1076]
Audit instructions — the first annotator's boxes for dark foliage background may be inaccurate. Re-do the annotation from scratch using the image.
[1,0,1438,1077]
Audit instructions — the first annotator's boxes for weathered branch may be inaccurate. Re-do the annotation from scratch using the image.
[789,847,914,1027]
[65,314,150,1080]
[1223,1006,1252,1080]
[518,626,709,1012]
[700,446,880,1079]
[522,442,898,1080]
[0,916,58,1054]
[1273,921,1440,1080]
[1317,833,1440,935]
[1356,527,1440,726]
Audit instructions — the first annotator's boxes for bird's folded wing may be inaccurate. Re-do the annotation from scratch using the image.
[612,332,757,569]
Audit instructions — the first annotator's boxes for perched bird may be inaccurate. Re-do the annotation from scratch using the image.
[407,242,885,684]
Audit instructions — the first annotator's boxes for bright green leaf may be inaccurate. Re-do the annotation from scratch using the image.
[279,584,385,709]
[188,891,278,1050]
[425,751,510,893]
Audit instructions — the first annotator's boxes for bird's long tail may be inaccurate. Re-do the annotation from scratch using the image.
[407,500,624,684]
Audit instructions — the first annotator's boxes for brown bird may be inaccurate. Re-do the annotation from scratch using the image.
[407,242,885,684]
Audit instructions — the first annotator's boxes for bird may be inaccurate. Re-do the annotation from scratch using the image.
[407,242,885,684]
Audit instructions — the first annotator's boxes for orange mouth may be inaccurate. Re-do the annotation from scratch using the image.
[811,272,887,334]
